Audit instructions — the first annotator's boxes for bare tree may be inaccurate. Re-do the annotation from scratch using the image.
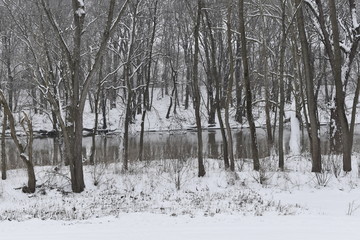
[39,0,130,192]
[295,0,321,172]
[139,0,158,162]
[202,5,230,170]
[238,0,260,171]
[192,0,206,177]
[123,0,140,171]
[305,0,360,171]
[0,91,35,193]
[224,0,235,171]
[1,107,6,180]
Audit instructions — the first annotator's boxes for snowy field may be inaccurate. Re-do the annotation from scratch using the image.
[0,213,359,240]
[0,156,360,239]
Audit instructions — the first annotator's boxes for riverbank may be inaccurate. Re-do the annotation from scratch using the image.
[26,88,306,134]
[0,156,359,239]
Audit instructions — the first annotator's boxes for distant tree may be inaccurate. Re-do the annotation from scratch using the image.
[202,5,230,169]
[139,0,158,162]
[123,0,140,171]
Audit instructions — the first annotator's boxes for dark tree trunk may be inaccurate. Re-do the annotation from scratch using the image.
[123,3,137,169]
[68,0,86,193]
[4,35,14,112]
[278,1,287,171]
[40,0,130,192]
[139,1,158,162]
[239,0,260,171]
[0,93,36,193]
[328,0,352,171]
[202,32,216,125]
[225,2,235,171]
[296,0,322,172]
[101,89,107,130]
[1,108,7,180]
[203,7,229,169]
[234,35,243,124]
[193,0,206,177]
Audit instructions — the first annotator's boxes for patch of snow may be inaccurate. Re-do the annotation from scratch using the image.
[339,41,351,53]
[78,0,84,7]
[351,8,359,30]
[75,8,85,17]
[75,0,85,17]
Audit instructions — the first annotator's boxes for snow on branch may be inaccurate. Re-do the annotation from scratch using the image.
[75,0,85,17]
[351,7,359,31]
[20,153,29,162]
[339,41,351,53]
[304,0,318,15]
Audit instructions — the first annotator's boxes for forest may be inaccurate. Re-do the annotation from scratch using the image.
[0,0,359,200]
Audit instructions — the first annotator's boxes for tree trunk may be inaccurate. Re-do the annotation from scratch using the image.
[139,1,158,162]
[260,1,273,153]
[0,92,36,193]
[295,0,322,172]
[328,0,351,171]
[101,89,107,130]
[278,0,287,171]
[123,3,137,170]
[234,35,243,124]
[203,8,229,169]
[193,0,206,177]
[225,1,235,171]
[1,108,7,180]
[202,31,216,125]
[39,0,130,192]
[4,35,14,112]
[67,0,86,193]
[239,0,260,171]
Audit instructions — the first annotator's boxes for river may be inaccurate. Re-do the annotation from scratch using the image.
[4,126,360,169]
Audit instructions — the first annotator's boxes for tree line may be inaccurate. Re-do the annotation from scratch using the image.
[0,0,359,193]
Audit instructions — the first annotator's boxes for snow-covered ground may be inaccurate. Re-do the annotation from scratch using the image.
[1,213,359,240]
[0,156,360,239]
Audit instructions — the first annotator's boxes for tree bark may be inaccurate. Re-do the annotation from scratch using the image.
[139,0,158,162]
[1,107,7,180]
[295,0,322,172]
[225,0,235,171]
[278,0,287,171]
[203,8,229,169]
[123,1,138,170]
[239,0,260,171]
[328,0,351,171]
[193,0,206,177]
[0,91,36,193]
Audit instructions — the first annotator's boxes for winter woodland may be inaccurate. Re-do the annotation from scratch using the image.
[0,0,360,239]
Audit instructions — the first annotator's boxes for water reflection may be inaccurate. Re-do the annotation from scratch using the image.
[2,127,353,169]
